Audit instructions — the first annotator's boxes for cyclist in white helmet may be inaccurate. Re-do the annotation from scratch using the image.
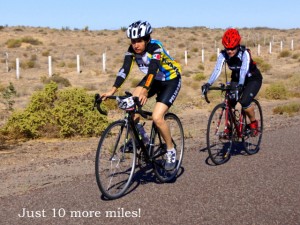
[101,20,182,170]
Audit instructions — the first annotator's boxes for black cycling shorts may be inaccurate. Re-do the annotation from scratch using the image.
[230,80,262,109]
[138,75,181,107]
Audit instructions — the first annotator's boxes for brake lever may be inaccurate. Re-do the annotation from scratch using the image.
[93,93,107,115]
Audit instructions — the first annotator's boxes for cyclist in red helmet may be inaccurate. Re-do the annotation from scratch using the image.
[101,20,182,170]
[202,28,263,134]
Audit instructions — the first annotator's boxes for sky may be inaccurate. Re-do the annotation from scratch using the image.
[1,0,300,30]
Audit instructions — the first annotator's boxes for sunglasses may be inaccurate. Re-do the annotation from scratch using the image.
[225,47,237,51]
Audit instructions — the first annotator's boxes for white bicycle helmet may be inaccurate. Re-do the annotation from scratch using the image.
[126,20,152,39]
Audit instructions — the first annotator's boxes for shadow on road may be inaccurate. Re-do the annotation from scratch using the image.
[99,165,185,201]
[200,141,249,166]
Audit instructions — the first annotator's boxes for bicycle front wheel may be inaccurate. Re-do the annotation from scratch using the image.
[243,99,263,155]
[152,113,184,183]
[95,120,136,200]
[207,103,233,165]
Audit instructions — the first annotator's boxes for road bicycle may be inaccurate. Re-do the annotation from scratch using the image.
[93,92,184,200]
[203,83,263,165]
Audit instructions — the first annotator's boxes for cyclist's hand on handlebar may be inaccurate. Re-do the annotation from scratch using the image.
[201,83,211,95]
[236,84,243,92]
[101,87,117,100]
[138,88,148,106]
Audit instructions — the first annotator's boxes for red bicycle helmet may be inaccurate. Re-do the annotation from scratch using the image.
[222,28,241,48]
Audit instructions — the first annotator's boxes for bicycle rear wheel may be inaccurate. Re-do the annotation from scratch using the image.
[152,113,184,182]
[243,99,263,155]
[95,120,136,200]
[207,103,233,165]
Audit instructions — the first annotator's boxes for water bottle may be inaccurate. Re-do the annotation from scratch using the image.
[136,123,149,144]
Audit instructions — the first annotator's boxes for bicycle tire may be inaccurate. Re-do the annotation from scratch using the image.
[207,103,233,165]
[95,120,136,200]
[243,99,263,155]
[152,113,184,182]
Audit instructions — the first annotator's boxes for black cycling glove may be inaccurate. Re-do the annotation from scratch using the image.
[201,83,211,95]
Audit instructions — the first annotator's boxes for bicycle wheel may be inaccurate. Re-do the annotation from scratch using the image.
[207,103,233,165]
[95,120,136,200]
[243,99,263,155]
[152,113,184,182]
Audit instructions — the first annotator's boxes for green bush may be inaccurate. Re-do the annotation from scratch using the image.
[265,83,288,100]
[2,82,108,139]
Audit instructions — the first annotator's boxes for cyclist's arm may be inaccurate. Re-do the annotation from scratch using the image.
[207,53,226,85]
[143,47,161,90]
[239,50,251,86]
[113,49,134,89]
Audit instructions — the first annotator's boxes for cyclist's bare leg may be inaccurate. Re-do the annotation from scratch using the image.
[152,102,174,150]
[244,105,256,122]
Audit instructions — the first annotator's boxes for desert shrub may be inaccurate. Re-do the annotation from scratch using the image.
[31,54,37,61]
[52,88,106,137]
[6,39,22,48]
[278,50,291,58]
[198,64,204,70]
[20,60,35,69]
[86,49,97,56]
[1,82,108,139]
[1,82,17,111]
[58,61,66,67]
[292,53,300,59]
[42,50,50,56]
[273,102,300,116]
[253,57,272,72]
[21,36,42,45]
[2,82,59,139]
[42,74,71,87]
[67,62,76,68]
[193,72,206,81]
[5,37,42,48]
[209,54,217,62]
[264,83,288,100]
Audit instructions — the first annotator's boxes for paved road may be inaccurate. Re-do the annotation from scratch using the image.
[1,125,300,225]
